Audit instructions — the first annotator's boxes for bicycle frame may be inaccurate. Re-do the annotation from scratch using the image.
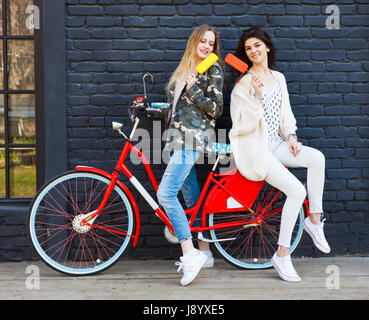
[76,117,310,248]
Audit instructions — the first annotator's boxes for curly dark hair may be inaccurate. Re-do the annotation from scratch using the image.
[234,27,277,73]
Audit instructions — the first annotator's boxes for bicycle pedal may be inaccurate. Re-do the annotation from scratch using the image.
[197,232,236,243]
[243,223,258,229]
[164,226,180,244]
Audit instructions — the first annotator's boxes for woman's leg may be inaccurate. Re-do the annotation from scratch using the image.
[157,150,199,252]
[264,150,307,251]
[264,149,307,281]
[157,150,208,285]
[272,141,330,254]
[181,166,210,251]
[274,141,325,224]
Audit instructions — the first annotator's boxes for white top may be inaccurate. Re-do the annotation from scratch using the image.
[229,70,297,181]
[259,82,284,149]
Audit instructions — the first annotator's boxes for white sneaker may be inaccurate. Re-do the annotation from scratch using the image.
[203,255,214,268]
[303,217,331,254]
[175,249,207,286]
[271,253,301,282]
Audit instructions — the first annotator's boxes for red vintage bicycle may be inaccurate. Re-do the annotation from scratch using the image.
[27,74,309,276]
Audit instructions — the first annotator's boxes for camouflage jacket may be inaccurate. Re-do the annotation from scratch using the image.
[164,62,224,155]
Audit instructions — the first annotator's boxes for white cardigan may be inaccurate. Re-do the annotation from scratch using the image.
[229,70,297,181]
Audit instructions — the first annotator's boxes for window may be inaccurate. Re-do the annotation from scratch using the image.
[0,0,36,198]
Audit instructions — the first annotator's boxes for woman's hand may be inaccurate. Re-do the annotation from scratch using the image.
[249,72,264,98]
[186,73,198,90]
[288,136,302,157]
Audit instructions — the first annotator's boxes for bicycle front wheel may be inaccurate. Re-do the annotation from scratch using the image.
[28,171,135,276]
[208,181,305,269]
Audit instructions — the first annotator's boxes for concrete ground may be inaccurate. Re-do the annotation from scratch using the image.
[0,257,368,300]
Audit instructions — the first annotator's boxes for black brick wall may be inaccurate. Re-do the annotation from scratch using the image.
[1,0,368,261]
[64,0,369,259]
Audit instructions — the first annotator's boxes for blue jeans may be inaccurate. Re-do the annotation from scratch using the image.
[157,150,204,242]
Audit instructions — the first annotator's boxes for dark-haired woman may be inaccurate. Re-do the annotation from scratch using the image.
[229,27,330,282]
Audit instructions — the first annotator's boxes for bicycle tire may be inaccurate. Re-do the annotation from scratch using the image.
[27,170,135,276]
[207,181,306,270]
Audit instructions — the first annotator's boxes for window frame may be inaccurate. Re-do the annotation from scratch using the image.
[0,0,67,203]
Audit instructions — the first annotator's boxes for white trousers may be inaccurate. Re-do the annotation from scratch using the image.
[265,141,325,248]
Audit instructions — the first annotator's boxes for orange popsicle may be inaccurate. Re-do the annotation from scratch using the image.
[224,53,248,73]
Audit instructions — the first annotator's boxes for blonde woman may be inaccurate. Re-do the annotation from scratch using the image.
[229,27,330,282]
[157,25,224,286]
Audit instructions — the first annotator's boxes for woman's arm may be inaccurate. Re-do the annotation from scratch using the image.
[229,78,264,136]
[278,72,301,156]
[185,65,224,119]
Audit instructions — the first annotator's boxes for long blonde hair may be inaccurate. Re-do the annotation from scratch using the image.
[166,25,224,93]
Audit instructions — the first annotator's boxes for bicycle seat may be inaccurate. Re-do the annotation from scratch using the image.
[212,142,232,155]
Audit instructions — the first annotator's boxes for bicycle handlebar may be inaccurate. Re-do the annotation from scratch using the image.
[110,96,170,141]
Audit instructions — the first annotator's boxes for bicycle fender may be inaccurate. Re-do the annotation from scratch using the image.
[74,166,140,247]
[202,171,264,225]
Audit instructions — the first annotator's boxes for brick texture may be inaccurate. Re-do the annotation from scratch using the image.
[1,0,368,262]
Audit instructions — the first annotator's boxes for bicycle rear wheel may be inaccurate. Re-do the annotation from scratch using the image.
[28,171,135,276]
[208,181,305,269]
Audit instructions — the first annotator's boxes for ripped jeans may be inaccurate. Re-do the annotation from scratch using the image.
[157,150,203,242]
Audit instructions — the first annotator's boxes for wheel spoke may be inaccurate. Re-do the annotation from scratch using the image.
[28,172,134,275]
[208,180,304,269]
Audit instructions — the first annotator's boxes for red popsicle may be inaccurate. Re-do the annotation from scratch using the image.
[224,53,248,73]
